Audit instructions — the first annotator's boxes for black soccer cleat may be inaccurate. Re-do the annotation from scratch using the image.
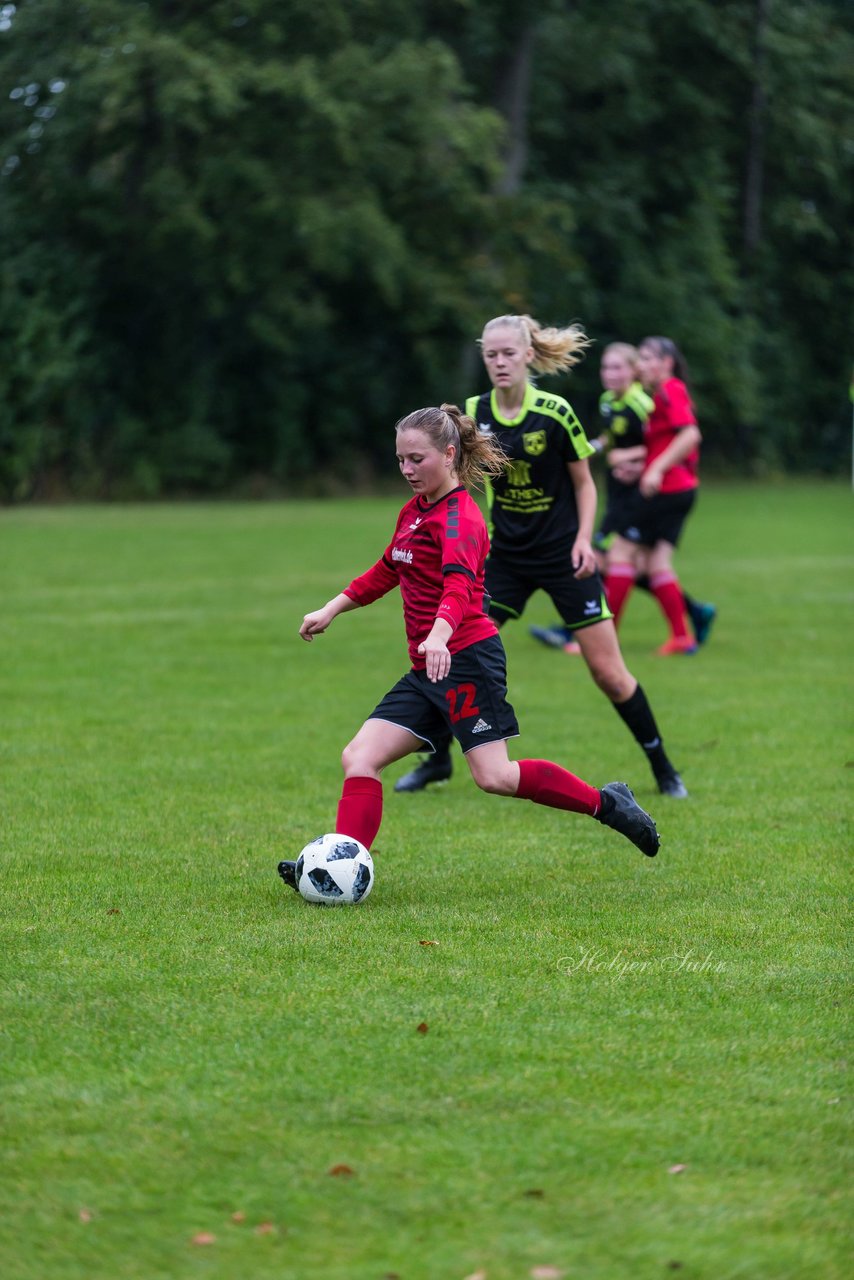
[688,600,717,647]
[529,623,576,650]
[656,768,689,799]
[393,751,453,793]
[597,782,660,857]
[277,860,298,891]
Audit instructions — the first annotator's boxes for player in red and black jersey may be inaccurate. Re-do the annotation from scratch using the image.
[394,317,688,800]
[277,403,659,887]
[604,336,708,654]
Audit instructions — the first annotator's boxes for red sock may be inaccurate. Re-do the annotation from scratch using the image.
[650,571,690,640]
[516,759,600,816]
[336,777,383,850]
[604,562,636,624]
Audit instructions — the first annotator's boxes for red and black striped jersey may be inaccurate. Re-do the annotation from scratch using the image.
[344,487,497,670]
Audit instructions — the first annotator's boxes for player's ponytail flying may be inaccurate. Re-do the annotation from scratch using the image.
[395,404,507,491]
[480,313,592,376]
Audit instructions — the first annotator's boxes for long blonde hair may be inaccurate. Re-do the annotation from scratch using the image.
[395,403,507,490]
[480,313,592,375]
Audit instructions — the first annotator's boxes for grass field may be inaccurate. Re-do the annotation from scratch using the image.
[1,482,851,1280]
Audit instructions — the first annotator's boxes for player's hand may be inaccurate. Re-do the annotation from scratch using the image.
[300,608,333,642]
[571,536,596,579]
[612,458,645,484]
[640,466,663,497]
[417,636,452,683]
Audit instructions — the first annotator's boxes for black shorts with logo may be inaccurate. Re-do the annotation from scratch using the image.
[619,489,696,549]
[484,551,613,631]
[369,634,519,755]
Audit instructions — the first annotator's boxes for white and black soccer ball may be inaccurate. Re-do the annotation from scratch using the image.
[295,833,374,905]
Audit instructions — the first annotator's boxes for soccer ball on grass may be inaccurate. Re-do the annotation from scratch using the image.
[296,833,374,905]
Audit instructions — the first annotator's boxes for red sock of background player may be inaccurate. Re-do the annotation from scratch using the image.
[604,562,636,625]
[650,570,690,640]
[336,776,383,849]
[516,759,600,816]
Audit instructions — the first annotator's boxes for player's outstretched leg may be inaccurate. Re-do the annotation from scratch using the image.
[597,782,660,857]
[394,744,453,792]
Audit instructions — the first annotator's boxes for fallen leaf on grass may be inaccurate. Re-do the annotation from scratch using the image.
[328,1163,355,1177]
[418,939,439,946]
[668,1164,687,1175]
[463,1271,488,1280]
[78,1209,93,1223]
[416,1022,429,1034]
[107,908,121,915]
[530,1268,564,1279]
[255,1221,276,1235]
[668,1263,683,1271]
[231,1211,246,1224]
[191,1232,216,1246]
[523,1188,545,1198]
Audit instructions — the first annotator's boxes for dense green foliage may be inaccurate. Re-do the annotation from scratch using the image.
[1,1,852,498]
[1,485,851,1277]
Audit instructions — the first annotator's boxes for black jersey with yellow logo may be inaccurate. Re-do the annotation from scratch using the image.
[466,384,594,558]
[598,381,653,449]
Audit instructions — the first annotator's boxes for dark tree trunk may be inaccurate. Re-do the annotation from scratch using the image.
[493,20,539,196]
[744,0,771,259]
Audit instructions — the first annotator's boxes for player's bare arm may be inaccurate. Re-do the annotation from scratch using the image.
[567,459,598,578]
[640,424,701,497]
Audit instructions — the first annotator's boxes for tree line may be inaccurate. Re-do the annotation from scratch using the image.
[1,0,851,499]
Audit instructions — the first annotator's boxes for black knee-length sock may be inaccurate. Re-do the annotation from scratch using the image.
[613,683,673,779]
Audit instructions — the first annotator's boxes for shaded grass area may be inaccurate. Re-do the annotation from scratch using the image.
[1,484,852,1279]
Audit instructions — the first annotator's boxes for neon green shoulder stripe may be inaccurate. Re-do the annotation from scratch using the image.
[528,388,595,460]
[624,381,654,418]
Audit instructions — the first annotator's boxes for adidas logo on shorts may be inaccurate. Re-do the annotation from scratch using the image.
[471,717,492,734]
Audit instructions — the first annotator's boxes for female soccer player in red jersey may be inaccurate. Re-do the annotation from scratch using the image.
[393,317,688,800]
[603,336,704,655]
[277,403,659,889]
[530,342,716,652]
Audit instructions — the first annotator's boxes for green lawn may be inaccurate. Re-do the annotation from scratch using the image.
[1,482,851,1280]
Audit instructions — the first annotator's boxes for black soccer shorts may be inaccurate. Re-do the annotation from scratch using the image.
[484,553,614,631]
[368,634,519,755]
[619,489,696,548]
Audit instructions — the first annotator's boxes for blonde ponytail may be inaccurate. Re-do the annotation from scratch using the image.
[480,313,592,375]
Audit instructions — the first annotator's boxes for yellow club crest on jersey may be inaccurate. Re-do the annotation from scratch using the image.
[522,430,546,456]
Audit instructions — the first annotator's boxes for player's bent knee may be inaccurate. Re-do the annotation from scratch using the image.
[468,761,516,796]
[341,740,371,775]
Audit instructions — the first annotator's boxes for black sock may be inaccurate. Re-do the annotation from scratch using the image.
[434,735,453,763]
[613,684,672,779]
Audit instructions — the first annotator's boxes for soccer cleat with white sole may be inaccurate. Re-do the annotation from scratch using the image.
[656,769,689,799]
